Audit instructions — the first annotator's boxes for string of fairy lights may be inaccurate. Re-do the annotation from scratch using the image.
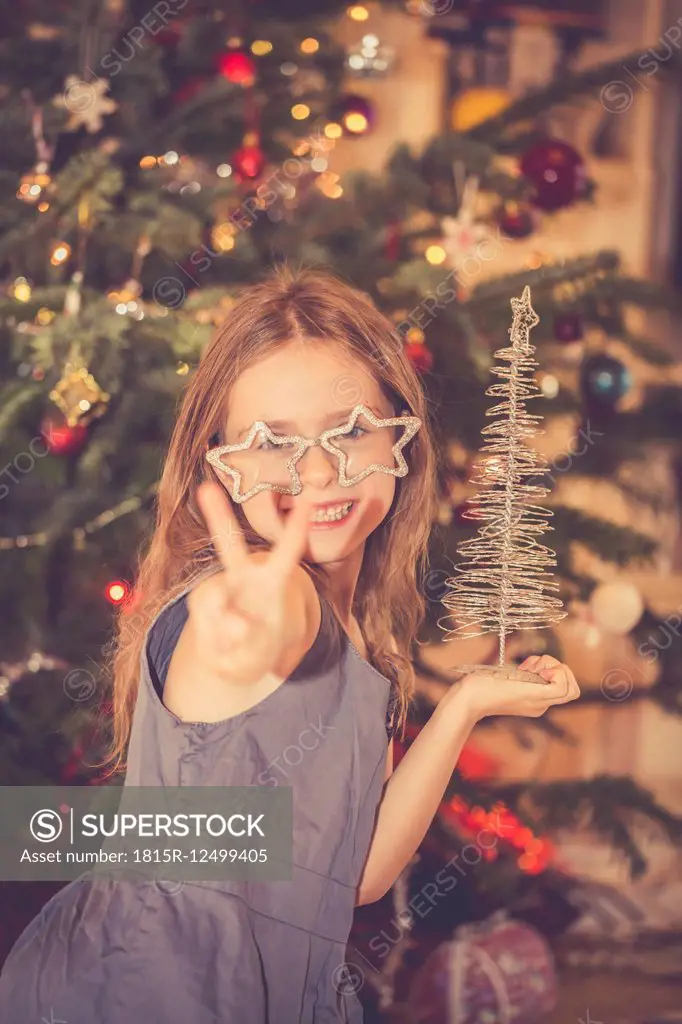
[12,2,391,293]
[0,484,158,553]
[3,2,401,567]
[0,484,158,695]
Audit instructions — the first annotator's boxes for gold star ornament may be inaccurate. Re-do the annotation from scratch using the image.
[50,360,110,427]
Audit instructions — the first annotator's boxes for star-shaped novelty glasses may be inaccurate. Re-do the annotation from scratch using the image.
[205,403,422,503]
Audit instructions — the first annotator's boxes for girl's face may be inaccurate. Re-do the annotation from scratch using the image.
[220,338,400,565]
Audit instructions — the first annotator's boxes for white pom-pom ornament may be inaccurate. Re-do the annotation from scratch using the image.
[590,580,644,635]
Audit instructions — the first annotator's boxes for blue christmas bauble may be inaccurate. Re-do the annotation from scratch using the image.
[580,354,632,408]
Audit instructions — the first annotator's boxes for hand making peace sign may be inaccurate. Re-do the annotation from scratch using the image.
[190,481,314,686]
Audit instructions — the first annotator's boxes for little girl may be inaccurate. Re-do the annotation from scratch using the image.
[0,265,579,1023]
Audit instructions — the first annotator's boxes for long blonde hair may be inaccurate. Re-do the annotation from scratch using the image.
[100,263,439,777]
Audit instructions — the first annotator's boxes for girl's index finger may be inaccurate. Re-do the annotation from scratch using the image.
[268,495,314,580]
[196,481,249,570]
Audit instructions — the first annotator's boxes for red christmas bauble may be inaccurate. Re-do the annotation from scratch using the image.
[217,50,256,87]
[496,200,536,238]
[41,415,88,456]
[520,139,586,212]
[405,341,433,373]
[553,313,584,343]
[232,143,265,180]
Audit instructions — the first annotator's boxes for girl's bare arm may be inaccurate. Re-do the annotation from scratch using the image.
[355,686,477,905]
[356,657,579,904]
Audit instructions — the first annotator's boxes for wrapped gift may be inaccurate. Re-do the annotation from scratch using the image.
[408,910,557,1023]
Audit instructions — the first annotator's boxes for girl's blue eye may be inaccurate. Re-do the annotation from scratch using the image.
[254,425,367,450]
[256,437,294,451]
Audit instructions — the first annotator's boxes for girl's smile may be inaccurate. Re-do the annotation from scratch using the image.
[280,497,359,528]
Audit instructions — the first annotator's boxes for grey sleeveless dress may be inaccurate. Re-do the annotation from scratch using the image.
[0,570,399,1024]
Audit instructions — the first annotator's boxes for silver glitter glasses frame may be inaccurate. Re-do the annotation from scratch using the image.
[205,403,422,504]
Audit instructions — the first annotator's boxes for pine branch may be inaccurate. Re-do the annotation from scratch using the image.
[592,274,682,312]
[551,505,658,566]
[494,775,682,877]
[0,380,44,442]
[0,285,69,321]
[463,251,621,310]
[614,476,676,516]
[467,51,682,141]
[619,332,677,367]
[0,148,124,264]
[417,133,524,203]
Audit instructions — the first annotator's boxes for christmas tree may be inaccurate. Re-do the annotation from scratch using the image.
[443,285,567,671]
[2,0,682,1009]
[0,0,360,784]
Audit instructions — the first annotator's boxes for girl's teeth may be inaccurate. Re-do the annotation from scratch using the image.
[310,502,353,523]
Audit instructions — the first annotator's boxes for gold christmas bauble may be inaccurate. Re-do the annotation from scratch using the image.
[451,87,511,132]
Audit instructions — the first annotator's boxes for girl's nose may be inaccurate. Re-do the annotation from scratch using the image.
[296,444,337,488]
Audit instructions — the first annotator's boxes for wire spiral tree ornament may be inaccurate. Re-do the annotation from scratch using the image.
[441,286,567,684]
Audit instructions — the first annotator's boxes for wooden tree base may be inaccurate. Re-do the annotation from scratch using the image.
[448,662,551,685]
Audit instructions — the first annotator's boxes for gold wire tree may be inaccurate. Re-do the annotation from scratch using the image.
[442,285,567,682]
